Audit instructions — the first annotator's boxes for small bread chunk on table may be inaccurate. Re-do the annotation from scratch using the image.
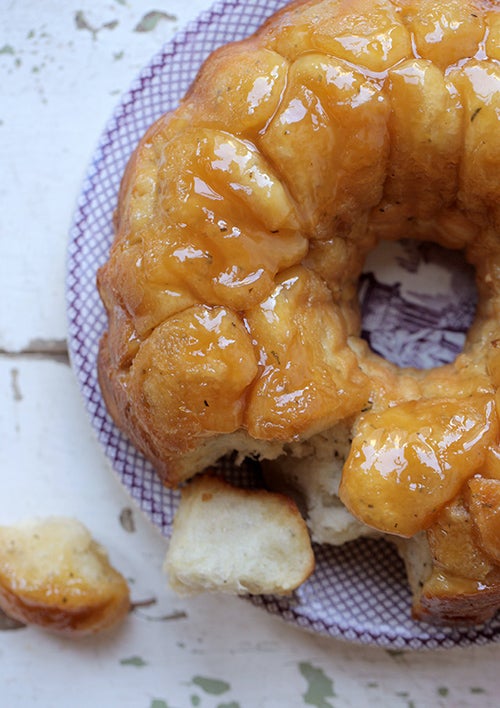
[0,517,130,636]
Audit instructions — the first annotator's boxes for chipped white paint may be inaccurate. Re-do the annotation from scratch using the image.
[1,1,500,706]
[0,0,209,351]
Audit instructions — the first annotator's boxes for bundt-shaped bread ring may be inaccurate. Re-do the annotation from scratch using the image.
[98,0,500,624]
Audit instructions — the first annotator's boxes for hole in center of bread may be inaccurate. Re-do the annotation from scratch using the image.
[358,239,477,370]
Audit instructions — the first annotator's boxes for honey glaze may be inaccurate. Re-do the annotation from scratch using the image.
[244,265,371,440]
[127,305,258,455]
[339,396,499,536]
[399,0,487,69]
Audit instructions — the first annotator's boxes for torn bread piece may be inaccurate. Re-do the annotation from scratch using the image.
[263,425,377,546]
[164,475,315,596]
[0,517,130,636]
[395,495,500,627]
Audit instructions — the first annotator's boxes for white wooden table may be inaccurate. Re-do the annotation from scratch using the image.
[1,2,500,705]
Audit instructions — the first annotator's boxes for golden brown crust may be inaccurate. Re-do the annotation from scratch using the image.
[398,489,500,626]
[413,572,500,626]
[97,0,500,624]
[0,518,130,637]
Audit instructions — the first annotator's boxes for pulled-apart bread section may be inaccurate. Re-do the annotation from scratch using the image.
[97,0,500,624]
[164,475,315,596]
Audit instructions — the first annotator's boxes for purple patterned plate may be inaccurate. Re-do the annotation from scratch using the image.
[66,0,500,648]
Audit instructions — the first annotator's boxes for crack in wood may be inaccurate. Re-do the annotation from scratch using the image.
[0,338,69,364]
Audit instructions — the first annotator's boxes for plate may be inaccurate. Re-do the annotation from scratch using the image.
[67,0,500,648]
